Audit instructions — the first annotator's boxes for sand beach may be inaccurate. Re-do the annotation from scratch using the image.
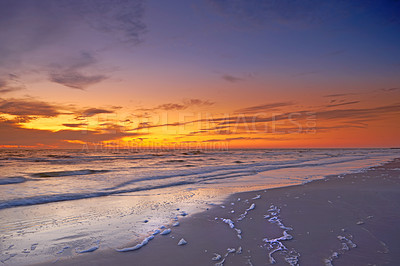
[33,158,400,266]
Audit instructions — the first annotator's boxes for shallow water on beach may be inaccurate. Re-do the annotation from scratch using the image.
[0,148,398,264]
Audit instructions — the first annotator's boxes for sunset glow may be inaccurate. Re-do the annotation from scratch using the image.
[1,0,399,148]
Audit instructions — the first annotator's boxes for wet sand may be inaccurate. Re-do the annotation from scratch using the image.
[37,158,400,265]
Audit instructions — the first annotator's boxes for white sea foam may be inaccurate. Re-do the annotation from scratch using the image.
[324,235,357,264]
[237,203,256,221]
[160,229,171,235]
[178,238,187,245]
[116,235,154,252]
[56,246,69,254]
[213,247,240,266]
[263,205,298,265]
[221,218,242,239]
[212,253,222,261]
[76,245,99,253]
[221,218,235,229]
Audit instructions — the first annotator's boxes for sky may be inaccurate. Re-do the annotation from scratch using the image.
[0,0,400,149]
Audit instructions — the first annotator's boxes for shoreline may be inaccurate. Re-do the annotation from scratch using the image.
[33,157,400,266]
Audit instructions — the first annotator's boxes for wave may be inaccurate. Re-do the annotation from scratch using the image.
[0,181,194,210]
[31,169,109,178]
[104,154,372,191]
[1,149,396,210]
[0,177,27,185]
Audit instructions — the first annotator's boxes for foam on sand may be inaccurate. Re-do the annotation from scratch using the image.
[213,247,239,266]
[237,202,256,221]
[116,235,155,252]
[324,234,357,265]
[262,205,299,265]
[152,229,161,235]
[76,245,99,254]
[178,238,187,246]
[220,218,242,239]
[160,229,171,235]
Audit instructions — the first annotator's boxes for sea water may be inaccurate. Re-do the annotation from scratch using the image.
[0,148,398,264]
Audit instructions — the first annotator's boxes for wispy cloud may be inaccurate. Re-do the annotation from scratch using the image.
[48,51,107,89]
[67,0,147,44]
[137,99,214,112]
[62,123,88,128]
[316,103,400,120]
[81,108,114,117]
[323,93,356,98]
[132,121,188,131]
[326,101,360,108]
[207,0,400,29]
[235,102,294,113]
[380,87,400,92]
[0,119,146,147]
[221,74,243,83]
[0,0,146,89]
[49,72,107,90]
[202,136,267,142]
[0,75,25,94]
[0,97,62,117]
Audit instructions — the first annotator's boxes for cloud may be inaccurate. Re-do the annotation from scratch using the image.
[381,87,400,92]
[0,97,62,117]
[183,99,214,106]
[0,97,118,121]
[222,74,243,83]
[0,119,146,147]
[178,102,400,137]
[137,99,214,112]
[323,93,355,97]
[81,108,114,117]
[201,136,288,143]
[206,0,329,28]
[326,101,360,108]
[0,0,146,89]
[316,103,400,120]
[0,0,147,54]
[67,0,147,44]
[48,51,108,89]
[0,87,22,94]
[0,75,25,94]
[49,71,107,90]
[133,121,188,131]
[207,0,400,28]
[156,103,186,111]
[62,123,88,128]
[235,102,294,113]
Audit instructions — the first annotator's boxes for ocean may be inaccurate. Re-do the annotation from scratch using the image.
[0,148,398,264]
